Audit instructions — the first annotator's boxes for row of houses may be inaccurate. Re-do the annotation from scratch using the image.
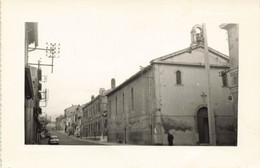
[24,22,43,144]
[56,24,238,145]
[25,66,43,144]
[24,22,57,144]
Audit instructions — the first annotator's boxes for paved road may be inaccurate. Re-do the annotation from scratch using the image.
[40,130,102,145]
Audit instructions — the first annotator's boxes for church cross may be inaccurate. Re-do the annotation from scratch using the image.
[201,92,207,103]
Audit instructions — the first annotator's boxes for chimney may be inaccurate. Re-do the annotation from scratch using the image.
[91,95,94,100]
[99,88,105,95]
[111,78,116,89]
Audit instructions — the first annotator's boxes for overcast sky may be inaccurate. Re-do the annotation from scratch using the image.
[27,1,231,120]
[4,0,249,120]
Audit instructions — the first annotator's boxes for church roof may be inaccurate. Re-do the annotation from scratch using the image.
[106,65,152,96]
[107,46,229,96]
[150,45,229,63]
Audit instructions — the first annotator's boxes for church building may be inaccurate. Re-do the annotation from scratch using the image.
[106,46,236,145]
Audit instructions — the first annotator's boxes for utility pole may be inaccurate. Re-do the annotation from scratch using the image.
[190,24,216,145]
[202,24,216,145]
[28,42,60,73]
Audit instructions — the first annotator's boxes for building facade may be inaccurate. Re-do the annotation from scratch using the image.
[74,105,84,137]
[107,46,236,145]
[25,66,42,144]
[56,115,66,131]
[64,105,79,135]
[82,86,113,142]
[107,68,154,144]
[220,23,239,145]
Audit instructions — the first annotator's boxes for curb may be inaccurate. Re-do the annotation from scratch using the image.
[56,131,122,145]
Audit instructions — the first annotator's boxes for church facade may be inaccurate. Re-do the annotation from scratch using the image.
[107,46,236,145]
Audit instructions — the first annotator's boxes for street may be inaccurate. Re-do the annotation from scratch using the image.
[40,130,103,145]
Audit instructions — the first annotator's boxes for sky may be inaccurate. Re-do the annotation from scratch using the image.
[3,0,251,120]
[19,1,232,120]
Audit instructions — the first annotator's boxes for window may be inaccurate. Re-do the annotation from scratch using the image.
[89,124,90,134]
[96,122,98,133]
[98,122,100,134]
[91,124,93,135]
[98,102,100,112]
[122,93,125,114]
[176,71,182,84]
[131,88,134,110]
[115,96,118,116]
[108,100,111,118]
[104,119,107,128]
[98,121,101,135]
[221,71,228,87]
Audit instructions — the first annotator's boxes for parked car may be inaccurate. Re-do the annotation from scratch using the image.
[48,135,59,145]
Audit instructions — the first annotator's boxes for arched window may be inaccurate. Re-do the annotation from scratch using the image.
[220,71,228,87]
[222,73,228,87]
[176,71,182,84]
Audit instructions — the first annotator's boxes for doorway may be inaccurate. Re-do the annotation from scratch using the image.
[197,107,209,144]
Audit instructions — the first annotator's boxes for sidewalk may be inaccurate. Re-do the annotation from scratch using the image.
[57,131,124,145]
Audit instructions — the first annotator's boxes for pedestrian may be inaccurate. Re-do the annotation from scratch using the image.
[167,132,174,146]
[118,137,122,143]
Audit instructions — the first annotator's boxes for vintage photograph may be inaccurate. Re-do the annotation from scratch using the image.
[2,0,260,168]
[24,22,238,146]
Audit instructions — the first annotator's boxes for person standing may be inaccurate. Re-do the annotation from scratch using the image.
[168,132,174,146]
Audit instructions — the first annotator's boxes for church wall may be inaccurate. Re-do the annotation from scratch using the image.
[155,63,235,145]
[107,69,155,145]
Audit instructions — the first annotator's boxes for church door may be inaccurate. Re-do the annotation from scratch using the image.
[197,107,209,144]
